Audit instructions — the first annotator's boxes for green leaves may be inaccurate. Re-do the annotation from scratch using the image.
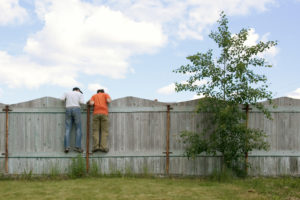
[174,11,276,107]
[175,11,276,174]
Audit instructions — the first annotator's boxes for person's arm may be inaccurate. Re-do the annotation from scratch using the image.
[107,98,112,103]
[89,96,95,106]
[79,94,84,104]
[106,94,112,103]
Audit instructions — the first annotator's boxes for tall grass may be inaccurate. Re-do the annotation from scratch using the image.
[68,154,86,178]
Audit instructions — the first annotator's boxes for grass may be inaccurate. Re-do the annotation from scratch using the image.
[68,155,86,178]
[0,177,299,200]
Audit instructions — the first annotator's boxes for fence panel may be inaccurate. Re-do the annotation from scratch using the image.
[248,97,300,175]
[1,96,300,176]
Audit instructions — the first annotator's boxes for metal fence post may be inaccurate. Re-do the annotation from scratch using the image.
[86,105,91,173]
[165,105,173,175]
[2,105,12,173]
[243,104,251,174]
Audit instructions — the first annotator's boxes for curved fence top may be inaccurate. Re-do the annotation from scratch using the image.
[8,96,70,109]
[261,96,300,106]
[2,96,201,108]
[0,96,202,113]
[2,96,299,109]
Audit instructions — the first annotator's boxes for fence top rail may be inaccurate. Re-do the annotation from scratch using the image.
[2,106,300,113]
[2,150,300,158]
[0,106,195,113]
[1,96,300,113]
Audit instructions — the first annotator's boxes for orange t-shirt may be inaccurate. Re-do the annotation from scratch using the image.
[90,93,111,115]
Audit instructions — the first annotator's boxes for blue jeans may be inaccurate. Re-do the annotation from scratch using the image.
[64,107,82,149]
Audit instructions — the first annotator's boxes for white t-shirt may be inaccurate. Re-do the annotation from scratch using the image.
[62,91,84,108]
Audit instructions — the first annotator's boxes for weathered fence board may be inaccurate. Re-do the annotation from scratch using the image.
[0,111,5,174]
[1,96,300,176]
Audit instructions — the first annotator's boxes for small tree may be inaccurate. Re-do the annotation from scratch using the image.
[174,12,277,174]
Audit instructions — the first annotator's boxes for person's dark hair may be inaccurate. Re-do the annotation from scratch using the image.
[73,87,83,94]
[97,89,105,93]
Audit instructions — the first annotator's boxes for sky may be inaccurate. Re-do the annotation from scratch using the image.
[0,0,300,104]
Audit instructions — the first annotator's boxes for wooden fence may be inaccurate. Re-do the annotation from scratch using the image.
[0,96,300,176]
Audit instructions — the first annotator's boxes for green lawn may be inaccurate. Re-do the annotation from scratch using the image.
[0,177,299,200]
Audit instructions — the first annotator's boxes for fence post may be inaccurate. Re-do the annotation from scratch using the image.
[2,105,12,173]
[243,104,251,174]
[165,105,173,175]
[86,104,91,173]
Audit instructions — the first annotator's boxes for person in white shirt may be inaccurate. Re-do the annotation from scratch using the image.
[62,87,84,153]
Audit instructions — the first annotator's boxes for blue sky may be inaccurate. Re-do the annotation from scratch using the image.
[0,0,300,104]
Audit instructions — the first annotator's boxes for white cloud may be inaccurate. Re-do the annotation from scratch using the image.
[242,28,279,61]
[26,0,166,79]
[103,0,276,40]
[0,0,166,89]
[157,80,207,95]
[88,83,108,93]
[287,88,300,99]
[262,45,279,59]
[192,94,204,100]
[0,88,3,98]
[259,32,279,59]
[224,0,276,15]
[0,0,277,89]
[193,80,208,86]
[157,83,176,95]
[0,51,79,88]
[0,0,28,25]
[244,28,260,46]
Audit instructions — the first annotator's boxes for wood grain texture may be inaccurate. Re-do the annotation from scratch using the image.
[0,96,300,176]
